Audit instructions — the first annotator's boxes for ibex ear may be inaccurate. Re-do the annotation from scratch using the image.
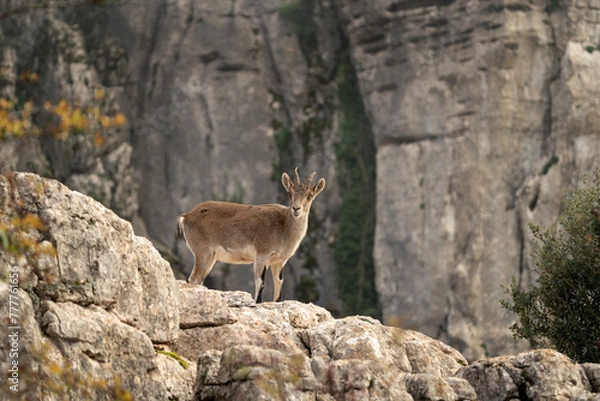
[281,173,293,191]
[312,178,326,196]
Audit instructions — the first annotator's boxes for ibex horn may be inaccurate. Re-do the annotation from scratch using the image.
[294,167,301,184]
[305,172,316,185]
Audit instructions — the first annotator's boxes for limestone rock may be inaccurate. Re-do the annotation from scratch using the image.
[154,351,198,401]
[3,0,600,363]
[2,172,600,400]
[0,284,47,396]
[176,283,600,400]
[0,172,193,400]
[178,285,600,400]
[459,349,599,401]
[176,283,471,400]
[584,363,600,393]
[1,172,178,343]
[98,0,341,308]
[337,0,600,360]
[0,10,136,220]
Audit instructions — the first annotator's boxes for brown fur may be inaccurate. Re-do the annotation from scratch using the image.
[177,168,325,303]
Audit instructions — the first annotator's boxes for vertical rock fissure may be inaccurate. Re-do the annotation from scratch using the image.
[257,11,292,125]
[332,26,380,319]
[134,0,167,117]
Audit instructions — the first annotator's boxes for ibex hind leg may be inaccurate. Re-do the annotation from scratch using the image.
[271,261,285,302]
[253,257,269,303]
[188,251,217,285]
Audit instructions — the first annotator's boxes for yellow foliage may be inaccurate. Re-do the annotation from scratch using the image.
[94,130,106,147]
[0,211,57,272]
[2,343,134,400]
[19,213,49,231]
[0,77,127,145]
[18,71,40,82]
[100,114,111,128]
[114,112,127,126]
[95,87,105,100]
[70,108,88,131]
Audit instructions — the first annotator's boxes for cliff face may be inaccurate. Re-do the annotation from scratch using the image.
[337,0,600,359]
[1,0,600,359]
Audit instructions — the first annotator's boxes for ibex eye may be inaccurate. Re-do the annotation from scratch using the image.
[307,194,313,201]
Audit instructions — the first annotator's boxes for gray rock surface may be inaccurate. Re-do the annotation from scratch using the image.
[1,172,178,343]
[458,349,600,401]
[176,281,600,401]
[337,0,600,359]
[0,172,192,400]
[110,0,341,307]
[176,281,472,400]
[0,10,138,220]
[0,0,341,312]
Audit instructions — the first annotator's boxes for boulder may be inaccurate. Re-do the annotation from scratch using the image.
[1,172,178,343]
[459,349,600,401]
[0,172,193,400]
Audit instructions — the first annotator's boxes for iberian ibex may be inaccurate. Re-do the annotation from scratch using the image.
[177,168,325,303]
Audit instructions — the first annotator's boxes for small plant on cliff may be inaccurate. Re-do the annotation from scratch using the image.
[501,171,600,363]
[0,342,132,399]
[157,350,189,370]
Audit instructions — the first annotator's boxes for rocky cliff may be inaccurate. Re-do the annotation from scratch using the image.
[1,173,600,400]
[336,0,600,359]
[1,0,600,360]
[0,172,191,399]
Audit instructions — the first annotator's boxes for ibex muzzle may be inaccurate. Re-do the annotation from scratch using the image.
[177,168,325,303]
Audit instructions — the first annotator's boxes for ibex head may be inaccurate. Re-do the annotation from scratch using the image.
[281,167,326,218]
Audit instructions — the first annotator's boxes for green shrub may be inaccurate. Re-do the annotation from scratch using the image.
[502,171,600,363]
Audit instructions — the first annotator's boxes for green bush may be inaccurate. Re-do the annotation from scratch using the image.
[502,171,600,363]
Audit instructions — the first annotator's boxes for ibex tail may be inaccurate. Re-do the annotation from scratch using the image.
[176,216,186,240]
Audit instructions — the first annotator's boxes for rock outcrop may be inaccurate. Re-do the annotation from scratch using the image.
[459,350,600,401]
[0,172,193,400]
[1,173,600,400]
[176,281,600,400]
[176,283,472,400]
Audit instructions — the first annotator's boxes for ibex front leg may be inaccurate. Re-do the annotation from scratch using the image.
[253,256,269,303]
